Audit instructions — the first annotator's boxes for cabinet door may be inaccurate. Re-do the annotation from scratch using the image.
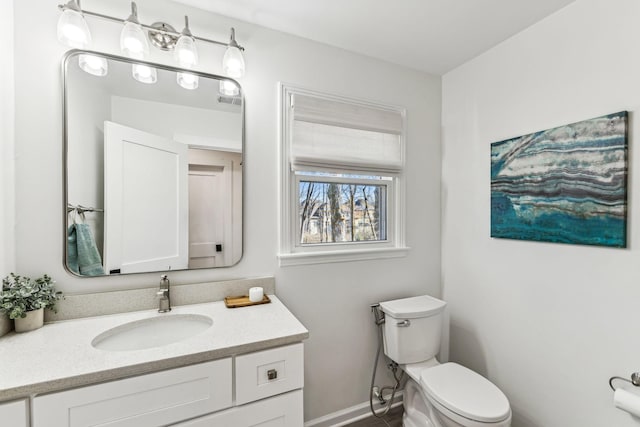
[173,389,303,427]
[0,399,28,427]
[33,359,232,427]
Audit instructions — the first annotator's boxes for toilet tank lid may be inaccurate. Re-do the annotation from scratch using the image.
[379,295,446,319]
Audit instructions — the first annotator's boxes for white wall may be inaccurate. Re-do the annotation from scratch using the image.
[13,0,441,420]
[1,1,15,279]
[0,0,16,336]
[442,1,640,426]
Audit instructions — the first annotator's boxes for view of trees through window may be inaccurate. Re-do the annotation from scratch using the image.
[298,180,386,244]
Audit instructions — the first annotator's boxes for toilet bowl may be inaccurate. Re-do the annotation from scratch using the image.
[404,361,511,427]
[378,295,511,427]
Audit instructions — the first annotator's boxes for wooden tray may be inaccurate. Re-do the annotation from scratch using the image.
[224,294,271,308]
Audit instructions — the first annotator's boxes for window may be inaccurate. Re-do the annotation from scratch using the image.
[278,84,409,266]
[297,173,389,244]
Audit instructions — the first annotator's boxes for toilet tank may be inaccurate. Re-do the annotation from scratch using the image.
[379,295,447,364]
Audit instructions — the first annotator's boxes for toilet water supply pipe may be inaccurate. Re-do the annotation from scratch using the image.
[369,304,404,421]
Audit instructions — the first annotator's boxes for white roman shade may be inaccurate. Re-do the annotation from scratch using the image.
[290,93,404,173]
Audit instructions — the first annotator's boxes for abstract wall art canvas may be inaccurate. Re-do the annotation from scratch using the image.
[491,112,628,247]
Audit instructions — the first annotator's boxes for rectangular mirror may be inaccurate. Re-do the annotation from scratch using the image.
[64,50,243,277]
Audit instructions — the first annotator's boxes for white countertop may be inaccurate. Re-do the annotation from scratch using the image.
[0,296,308,401]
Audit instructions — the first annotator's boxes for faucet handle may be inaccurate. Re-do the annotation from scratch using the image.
[159,275,170,289]
[157,275,171,313]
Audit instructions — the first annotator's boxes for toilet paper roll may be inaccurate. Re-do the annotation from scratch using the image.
[614,388,640,417]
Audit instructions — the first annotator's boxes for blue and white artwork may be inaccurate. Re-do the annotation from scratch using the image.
[491,112,628,247]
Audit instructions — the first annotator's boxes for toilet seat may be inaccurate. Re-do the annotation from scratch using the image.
[420,363,511,423]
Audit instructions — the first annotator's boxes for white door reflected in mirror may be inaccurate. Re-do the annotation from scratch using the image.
[104,121,189,274]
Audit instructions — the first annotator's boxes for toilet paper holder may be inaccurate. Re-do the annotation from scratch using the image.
[609,372,640,391]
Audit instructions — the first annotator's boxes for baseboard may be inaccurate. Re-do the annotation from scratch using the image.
[304,392,403,427]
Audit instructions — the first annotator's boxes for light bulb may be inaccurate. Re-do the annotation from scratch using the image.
[78,54,108,77]
[222,45,245,78]
[219,80,239,97]
[177,72,199,90]
[132,64,157,84]
[174,16,198,68]
[119,2,149,59]
[120,21,149,59]
[174,35,198,68]
[57,7,91,48]
[223,29,245,78]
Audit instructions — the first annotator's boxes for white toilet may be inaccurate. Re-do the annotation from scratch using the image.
[379,295,512,427]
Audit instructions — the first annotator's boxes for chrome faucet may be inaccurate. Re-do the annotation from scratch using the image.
[157,275,171,313]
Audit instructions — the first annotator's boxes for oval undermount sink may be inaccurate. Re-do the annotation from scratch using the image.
[92,314,213,351]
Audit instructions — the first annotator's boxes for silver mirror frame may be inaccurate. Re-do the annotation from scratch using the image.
[62,49,245,277]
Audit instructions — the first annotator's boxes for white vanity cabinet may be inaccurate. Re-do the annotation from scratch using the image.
[0,399,28,427]
[32,359,233,427]
[173,389,303,427]
[235,342,304,405]
[174,343,305,427]
[31,343,304,427]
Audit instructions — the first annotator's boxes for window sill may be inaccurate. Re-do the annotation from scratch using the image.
[277,246,410,267]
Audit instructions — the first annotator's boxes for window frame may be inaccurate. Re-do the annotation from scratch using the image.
[278,83,409,266]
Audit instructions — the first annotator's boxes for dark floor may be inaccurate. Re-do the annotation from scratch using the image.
[344,405,403,427]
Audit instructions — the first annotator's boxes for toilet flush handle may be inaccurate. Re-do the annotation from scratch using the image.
[397,319,411,327]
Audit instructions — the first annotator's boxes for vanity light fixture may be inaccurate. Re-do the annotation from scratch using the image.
[132,64,157,84]
[222,28,245,79]
[56,1,247,83]
[57,0,91,49]
[174,16,198,68]
[57,0,106,77]
[219,80,240,97]
[177,72,199,90]
[119,2,155,84]
[78,54,108,76]
[120,2,149,59]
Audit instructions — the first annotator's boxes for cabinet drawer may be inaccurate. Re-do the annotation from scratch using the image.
[235,343,304,405]
[33,358,232,427]
[173,389,303,427]
[0,399,28,427]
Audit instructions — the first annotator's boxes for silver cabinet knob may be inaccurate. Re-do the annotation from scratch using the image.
[267,369,278,380]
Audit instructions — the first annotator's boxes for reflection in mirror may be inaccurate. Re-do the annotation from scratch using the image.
[64,51,243,277]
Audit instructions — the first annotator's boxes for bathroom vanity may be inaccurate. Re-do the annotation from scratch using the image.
[0,294,308,427]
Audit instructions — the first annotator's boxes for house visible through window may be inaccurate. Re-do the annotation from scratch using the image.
[297,173,390,244]
[279,84,409,265]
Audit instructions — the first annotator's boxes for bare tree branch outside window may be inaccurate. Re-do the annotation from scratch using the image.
[299,180,384,244]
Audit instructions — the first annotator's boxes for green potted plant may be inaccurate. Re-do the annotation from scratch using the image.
[0,273,64,333]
